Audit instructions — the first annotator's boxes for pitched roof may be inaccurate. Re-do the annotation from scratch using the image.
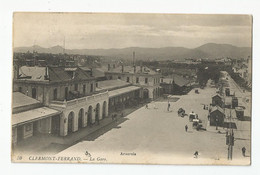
[19,66,46,81]
[161,74,191,87]
[212,94,222,99]
[12,107,61,126]
[18,66,92,82]
[211,105,224,114]
[48,67,72,82]
[12,92,41,109]
[72,67,92,80]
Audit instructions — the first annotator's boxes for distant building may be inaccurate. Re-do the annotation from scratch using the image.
[209,105,225,126]
[211,94,224,107]
[80,67,106,81]
[160,74,194,95]
[103,64,161,100]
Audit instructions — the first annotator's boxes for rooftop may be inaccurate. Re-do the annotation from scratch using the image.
[12,107,61,126]
[17,66,92,82]
[108,86,141,98]
[211,105,224,114]
[161,74,192,87]
[12,92,41,109]
[101,65,159,75]
[80,67,105,78]
[96,79,131,91]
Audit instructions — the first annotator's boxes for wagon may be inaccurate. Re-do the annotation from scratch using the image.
[178,108,185,117]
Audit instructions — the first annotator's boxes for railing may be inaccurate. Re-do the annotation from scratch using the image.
[50,91,108,108]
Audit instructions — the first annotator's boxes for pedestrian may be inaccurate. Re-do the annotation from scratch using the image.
[242,147,246,157]
[185,125,188,132]
[167,102,170,111]
[194,151,199,158]
[145,104,148,109]
[112,114,115,121]
[115,114,118,123]
[203,104,205,110]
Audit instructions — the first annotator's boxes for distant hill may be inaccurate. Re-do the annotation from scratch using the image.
[14,43,251,60]
[196,43,251,59]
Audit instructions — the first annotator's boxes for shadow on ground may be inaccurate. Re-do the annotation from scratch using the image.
[82,117,129,141]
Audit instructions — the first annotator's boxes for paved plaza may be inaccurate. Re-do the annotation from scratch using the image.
[58,80,251,165]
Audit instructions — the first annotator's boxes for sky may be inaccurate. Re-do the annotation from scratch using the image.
[13,13,252,49]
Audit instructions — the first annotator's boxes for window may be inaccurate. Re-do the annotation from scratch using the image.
[127,77,130,82]
[53,88,58,100]
[32,87,37,99]
[161,78,163,83]
[25,124,32,132]
[118,76,121,79]
[83,85,86,94]
[96,82,98,88]
[109,76,112,80]
[74,84,78,91]
[65,87,68,100]
[145,78,148,84]
[136,77,139,83]
[154,78,156,84]
[90,83,93,92]
[18,87,22,92]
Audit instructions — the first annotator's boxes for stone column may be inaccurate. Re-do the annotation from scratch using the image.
[60,113,67,136]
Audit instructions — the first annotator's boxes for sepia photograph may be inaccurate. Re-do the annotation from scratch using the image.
[11,12,252,165]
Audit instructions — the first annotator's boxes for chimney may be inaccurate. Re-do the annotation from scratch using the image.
[44,66,49,80]
[121,65,124,73]
[108,64,111,71]
[90,68,93,76]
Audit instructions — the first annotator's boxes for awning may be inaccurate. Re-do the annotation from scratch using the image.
[12,107,61,126]
[108,86,141,98]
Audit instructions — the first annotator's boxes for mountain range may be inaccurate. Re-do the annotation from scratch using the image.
[14,43,251,60]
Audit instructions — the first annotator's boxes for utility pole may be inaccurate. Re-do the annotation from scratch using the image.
[226,94,234,160]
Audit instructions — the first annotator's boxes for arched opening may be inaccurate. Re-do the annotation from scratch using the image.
[95,103,100,122]
[78,108,84,129]
[143,89,149,99]
[87,106,93,126]
[68,111,75,134]
[102,101,107,119]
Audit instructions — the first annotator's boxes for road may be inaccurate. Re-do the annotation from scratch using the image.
[57,82,251,165]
